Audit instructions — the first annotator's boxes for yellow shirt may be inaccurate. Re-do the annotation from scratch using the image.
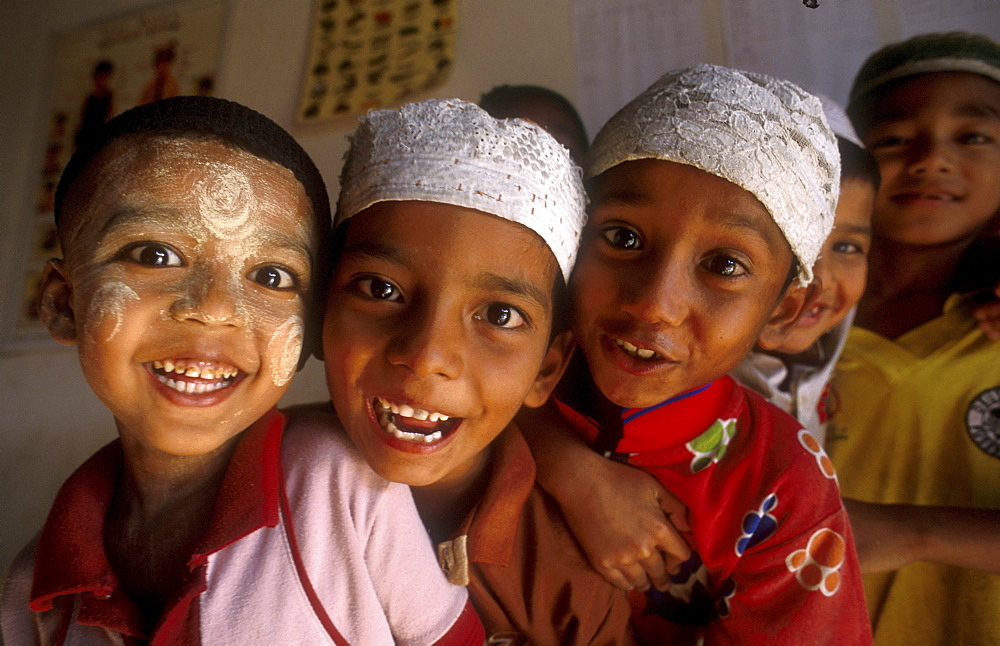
[827,295,1000,646]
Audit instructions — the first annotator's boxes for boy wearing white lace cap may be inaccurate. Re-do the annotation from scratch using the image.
[533,65,873,644]
[321,98,636,644]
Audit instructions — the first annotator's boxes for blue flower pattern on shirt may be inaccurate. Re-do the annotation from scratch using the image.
[735,493,778,556]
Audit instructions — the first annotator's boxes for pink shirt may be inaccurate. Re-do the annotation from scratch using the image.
[2,408,483,645]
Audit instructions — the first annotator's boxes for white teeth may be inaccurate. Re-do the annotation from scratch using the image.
[153,360,238,379]
[384,421,443,444]
[157,374,227,394]
[615,339,658,360]
[376,397,448,422]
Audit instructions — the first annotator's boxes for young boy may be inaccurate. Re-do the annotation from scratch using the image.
[732,96,878,445]
[535,65,872,644]
[826,31,1000,644]
[321,97,636,644]
[0,96,482,644]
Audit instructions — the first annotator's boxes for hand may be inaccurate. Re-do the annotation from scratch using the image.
[973,284,1000,340]
[519,401,691,591]
[561,457,691,592]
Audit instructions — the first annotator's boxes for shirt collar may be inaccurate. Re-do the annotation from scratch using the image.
[454,426,534,568]
[29,407,285,628]
[616,377,736,453]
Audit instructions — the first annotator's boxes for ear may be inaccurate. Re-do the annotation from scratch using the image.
[756,280,821,351]
[523,331,575,408]
[38,259,79,345]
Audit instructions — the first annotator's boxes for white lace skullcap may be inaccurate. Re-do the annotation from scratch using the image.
[587,64,839,286]
[817,94,862,147]
[337,98,587,280]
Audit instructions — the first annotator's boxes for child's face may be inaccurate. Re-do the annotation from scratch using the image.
[775,178,875,354]
[864,72,1000,248]
[49,137,316,457]
[323,201,565,489]
[573,159,798,409]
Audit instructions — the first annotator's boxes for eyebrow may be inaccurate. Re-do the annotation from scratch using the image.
[342,239,551,309]
[832,223,872,235]
[472,272,550,310]
[953,101,1000,120]
[594,188,652,207]
[340,239,400,262]
[98,206,313,261]
[718,212,779,248]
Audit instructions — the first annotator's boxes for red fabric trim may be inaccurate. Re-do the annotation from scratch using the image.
[277,455,349,646]
[189,407,285,566]
[428,600,486,646]
[29,408,286,642]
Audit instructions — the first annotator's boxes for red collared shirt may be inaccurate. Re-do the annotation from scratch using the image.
[557,376,873,645]
[3,408,483,645]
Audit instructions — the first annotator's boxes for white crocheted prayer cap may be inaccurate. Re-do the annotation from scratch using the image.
[337,98,587,280]
[587,64,839,286]
[817,94,862,147]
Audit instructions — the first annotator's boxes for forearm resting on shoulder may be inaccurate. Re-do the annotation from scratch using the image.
[517,402,691,592]
[844,498,1000,574]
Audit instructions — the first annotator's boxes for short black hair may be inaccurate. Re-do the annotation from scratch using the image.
[838,136,880,189]
[479,84,588,156]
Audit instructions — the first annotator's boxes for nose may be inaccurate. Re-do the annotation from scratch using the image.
[908,136,954,176]
[619,256,687,326]
[169,265,248,327]
[385,298,463,379]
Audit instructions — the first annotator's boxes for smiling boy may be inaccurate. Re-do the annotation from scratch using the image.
[539,65,871,644]
[322,98,636,644]
[1,97,482,644]
[826,32,1000,644]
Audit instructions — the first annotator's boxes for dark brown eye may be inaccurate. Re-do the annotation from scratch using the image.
[250,265,296,290]
[475,302,526,329]
[704,256,746,277]
[602,226,642,250]
[128,243,182,267]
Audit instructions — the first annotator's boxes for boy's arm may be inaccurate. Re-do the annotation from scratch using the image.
[844,498,1000,574]
[518,401,691,592]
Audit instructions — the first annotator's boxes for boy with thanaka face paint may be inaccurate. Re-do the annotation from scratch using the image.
[0,97,484,645]
[322,98,637,644]
[530,65,872,644]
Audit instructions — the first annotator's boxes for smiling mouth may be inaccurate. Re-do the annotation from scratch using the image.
[374,396,461,444]
[149,359,240,394]
[893,191,957,204]
[614,338,663,361]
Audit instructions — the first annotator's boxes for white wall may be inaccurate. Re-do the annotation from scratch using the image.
[0,0,577,572]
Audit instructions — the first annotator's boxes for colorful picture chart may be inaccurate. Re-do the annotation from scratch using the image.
[298,0,456,121]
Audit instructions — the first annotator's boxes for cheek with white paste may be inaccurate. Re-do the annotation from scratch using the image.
[83,281,141,344]
[267,316,304,386]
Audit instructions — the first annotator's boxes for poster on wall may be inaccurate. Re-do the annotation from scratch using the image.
[297,0,456,122]
[2,0,225,352]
